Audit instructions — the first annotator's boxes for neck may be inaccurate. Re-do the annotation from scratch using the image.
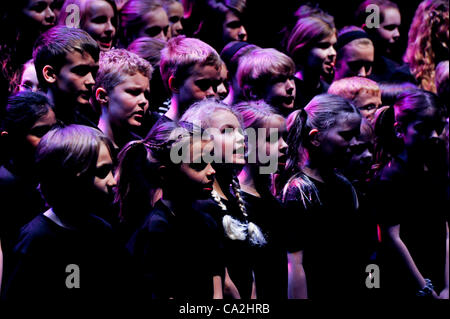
[47,89,76,124]
[238,164,260,197]
[165,96,181,121]
[303,158,335,183]
[98,113,119,148]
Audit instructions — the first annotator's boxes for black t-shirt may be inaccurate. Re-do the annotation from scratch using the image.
[240,191,288,299]
[283,173,366,299]
[127,200,224,299]
[2,213,128,302]
[294,77,329,110]
[371,158,448,296]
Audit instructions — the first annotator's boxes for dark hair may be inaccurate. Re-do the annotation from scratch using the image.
[36,124,114,207]
[285,94,360,177]
[1,91,53,140]
[378,82,418,107]
[355,0,399,27]
[373,89,444,169]
[33,26,100,89]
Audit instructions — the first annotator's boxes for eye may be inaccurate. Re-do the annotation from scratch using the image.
[189,162,208,172]
[95,164,113,179]
[30,2,47,13]
[145,26,163,37]
[340,131,354,141]
[169,16,180,23]
[359,104,377,112]
[195,79,213,91]
[383,25,398,31]
[225,20,242,29]
[91,16,108,24]
[126,89,141,96]
[316,42,331,49]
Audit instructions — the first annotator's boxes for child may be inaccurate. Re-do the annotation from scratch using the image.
[1,124,126,301]
[181,99,265,299]
[234,101,289,299]
[58,0,118,52]
[14,59,40,93]
[282,94,365,299]
[0,92,57,260]
[94,48,152,149]
[33,26,100,126]
[328,76,382,126]
[285,4,336,108]
[125,120,223,299]
[161,0,184,38]
[120,0,170,47]
[371,89,449,298]
[236,48,296,117]
[334,26,374,80]
[159,36,222,121]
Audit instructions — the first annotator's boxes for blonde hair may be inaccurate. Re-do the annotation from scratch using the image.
[159,36,222,90]
[404,0,449,93]
[236,48,295,93]
[95,48,153,93]
[328,76,380,102]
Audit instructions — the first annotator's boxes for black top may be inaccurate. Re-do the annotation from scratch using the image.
[127,200,224,299]
[369,55,417,84]
[283,173,367,298]
[371,157,448,296]
[294,77,329,110]
[240,191,288,299]
[1,213,129,302]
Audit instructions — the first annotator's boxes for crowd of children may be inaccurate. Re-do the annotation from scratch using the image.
[0,0,448,301]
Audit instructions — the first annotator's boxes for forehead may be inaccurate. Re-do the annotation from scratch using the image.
[27,0,53,6]
[209,109,239,127]
[191,63,220,79]
[167,1,184,16]
[343,41,374,61]
[86,0,114,16]
[143,7,169,26]
[22,63,38,79]
[118,72,149,88]
[318,33,337,44]
[353,90,381,107]
[225,11,240,23]
[382,7,401,24]
[64,50,96,67]
[265,115,286,129]
[97,142,113,165]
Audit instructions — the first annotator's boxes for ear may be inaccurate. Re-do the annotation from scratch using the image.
[394,121,403,139]
[95,87,109,106]
[309,128,321,147]
[157,165,168,183]
[168,75,179,93]
[242,84,259,100]
[42,65,57,84]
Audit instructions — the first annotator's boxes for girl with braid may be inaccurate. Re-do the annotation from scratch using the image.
[234,101,289,299]
[181,99,266,299]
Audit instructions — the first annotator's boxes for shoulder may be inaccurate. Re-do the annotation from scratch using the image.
[282,173,321,207]
[141,203,173,233]
[14,214,55,254]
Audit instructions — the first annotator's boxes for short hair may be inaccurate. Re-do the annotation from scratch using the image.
[1,91,53,140]
[127,37,166,69]
[36,124,114,207]
[159,36,222,90]
[220,41,259,77]
[286,4,335,67]
[378,82,417,107]
[33,26,100,89]
[233,100,284,130]
[355,0,399,27]
[328,76,380,102]
[94,48,153,94]
[236,48,295,94]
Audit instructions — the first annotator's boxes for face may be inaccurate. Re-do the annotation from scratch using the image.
[25,108,57,149]
[139,7,170,42]
[346,123,373,180]
[256,116,288,172]
[83,0,116,51]
[91,142,117,204]
[166,1,184,38]
[335,40,374,79]
[217,63,229,100]
[264,75,296,111]
[353,91,382,126]
[19,63,40,92]
[178,139,216,198]
[306,33,337,78]
[54,51,98,108]
[208,110,246,165]
[22,0,56,30]
[376,8,401,54]
[177,64,221,110]
[315,112,361,168]
[106,73,150,130]
[399,107,447,154]
[223,11,247,43]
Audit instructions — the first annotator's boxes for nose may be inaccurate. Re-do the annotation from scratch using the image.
[217,82,227,97]
[361,149,373,165]
[157,30,167,42]
[235,129,245,145]
[279,137,288,153]
[206,164,216,178]
[357,67,367,77]
[174,21,183,34]
[85,73,95,87]
[105,21,115,36]
[106,171,117,188]
[431,129,440,138]
[138,93,149,109]
[238,26,247,40]
[286,79,295,94]
[328,46,337,59]
[205,86,217,99]
[45,8,56,24]
[392,28,400,40]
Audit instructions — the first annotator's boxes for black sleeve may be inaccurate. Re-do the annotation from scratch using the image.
[282,184,308,254]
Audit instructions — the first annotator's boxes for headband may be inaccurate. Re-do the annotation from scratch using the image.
[335,31,370,51]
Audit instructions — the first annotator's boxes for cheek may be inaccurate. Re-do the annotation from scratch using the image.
[84,23,104,39]
[23,10,44,24]
[25,135,41,149]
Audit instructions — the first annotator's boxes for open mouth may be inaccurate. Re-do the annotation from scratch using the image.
[98,38,113,49]
[283,96,294,106]
[133,110,145,122]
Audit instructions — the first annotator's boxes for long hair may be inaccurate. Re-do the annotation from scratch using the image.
[404,0,449,93]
